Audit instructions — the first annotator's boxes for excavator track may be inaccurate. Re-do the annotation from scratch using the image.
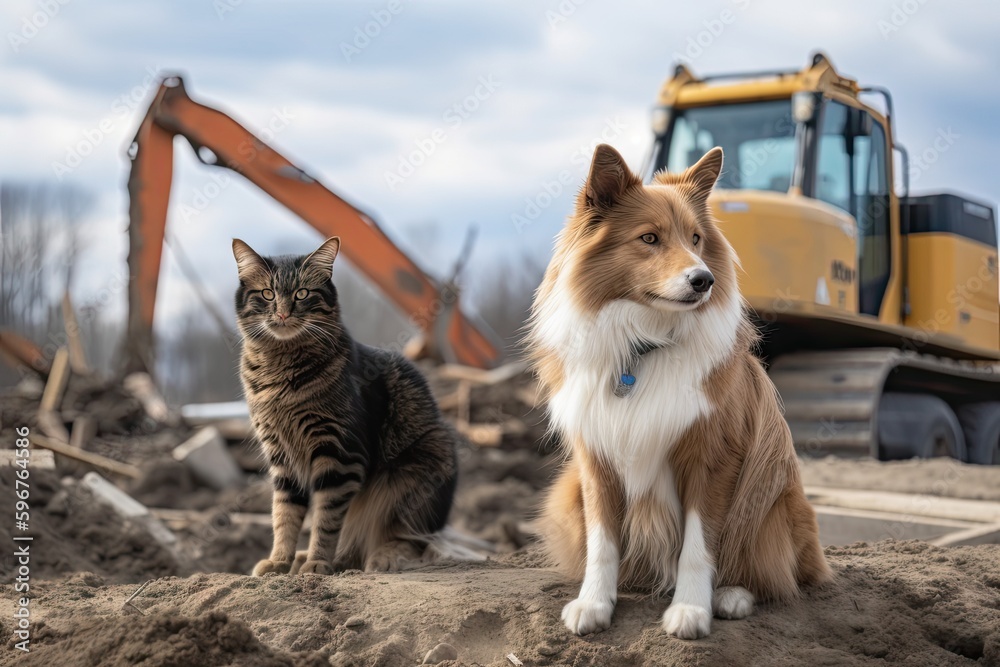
[769,349,1000,458]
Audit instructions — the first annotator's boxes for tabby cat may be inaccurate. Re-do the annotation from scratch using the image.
[232,237,458,575]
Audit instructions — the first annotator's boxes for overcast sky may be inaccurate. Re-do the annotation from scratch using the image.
[2,0,998,332]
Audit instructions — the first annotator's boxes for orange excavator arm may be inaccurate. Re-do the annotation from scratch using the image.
[123,76,501,374]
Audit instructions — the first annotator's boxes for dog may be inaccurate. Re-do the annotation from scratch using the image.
[527,144,830,639]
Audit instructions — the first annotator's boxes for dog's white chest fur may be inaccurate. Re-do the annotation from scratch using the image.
[539,289,740,499]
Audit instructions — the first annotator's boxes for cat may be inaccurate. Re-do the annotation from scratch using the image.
[232,236,458,575]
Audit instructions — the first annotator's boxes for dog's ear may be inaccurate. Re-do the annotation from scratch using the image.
[584,144,641,209]
[232,239,270,282]
[683,147,723,205]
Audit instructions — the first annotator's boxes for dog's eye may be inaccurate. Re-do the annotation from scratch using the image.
[692,233,701,246]
[641,233,658,245]
[294,288,309,300]
[261,289,275,301]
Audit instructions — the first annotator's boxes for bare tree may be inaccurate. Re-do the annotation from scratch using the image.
[335,262,414,349]
[467,251,547,355]
[157,310,242,404]
[0,182,92,339]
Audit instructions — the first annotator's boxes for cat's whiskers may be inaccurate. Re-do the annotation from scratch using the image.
[239,320,270,346]
[300,320,337,347]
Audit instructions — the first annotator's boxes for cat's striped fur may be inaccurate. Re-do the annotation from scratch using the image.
[233,237,458,575]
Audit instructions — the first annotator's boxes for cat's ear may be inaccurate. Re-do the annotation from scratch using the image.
[232,239,269,282]
[302,237,341,281]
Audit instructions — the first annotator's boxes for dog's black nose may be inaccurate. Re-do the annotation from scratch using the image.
[688,269,715,293]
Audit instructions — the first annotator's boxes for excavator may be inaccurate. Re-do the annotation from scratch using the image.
[646,53,1000,463]
[121,75,502,376]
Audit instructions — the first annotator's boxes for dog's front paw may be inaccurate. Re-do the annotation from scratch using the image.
[713,586,755,620]
[298,559,335,575]
[251,559,292,576]
[662,603,711,639]
[562,598,614,635]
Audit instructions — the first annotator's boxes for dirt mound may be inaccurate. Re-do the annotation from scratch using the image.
[14,611,327,667]
[9,541,999,666]
[4,370,1000,665]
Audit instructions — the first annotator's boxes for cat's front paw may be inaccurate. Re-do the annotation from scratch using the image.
[287,551,310,575]
[298,559,335,575]
[562,597,614,635]
[252,559,292,576]
[662,603,711,639]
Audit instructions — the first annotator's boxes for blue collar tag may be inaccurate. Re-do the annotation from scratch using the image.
[613,372,637,398]
[612,340,662,398]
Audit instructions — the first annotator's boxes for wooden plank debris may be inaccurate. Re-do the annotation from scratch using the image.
[78,472,176,548]
[437,361,527,386]
[457,423,504,447]
[61,293,90,375]
[37,347,71,442]
[39,347,70,412]
[70,416,96,450]
[32,433,141,479]
[0,449,55,470]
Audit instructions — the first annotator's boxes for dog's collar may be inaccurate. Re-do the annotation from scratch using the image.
[613,339,664,398]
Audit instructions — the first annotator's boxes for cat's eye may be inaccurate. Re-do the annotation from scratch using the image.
[692,233,701,246]
[294,288,309,300]
[260,289,275,301]
[640,233,658,245]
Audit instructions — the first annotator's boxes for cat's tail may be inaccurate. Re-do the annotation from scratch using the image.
[421,525,494,562]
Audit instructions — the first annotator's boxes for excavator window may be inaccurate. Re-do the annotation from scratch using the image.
[815,103,852,211]
[660,100,795,192]
[815,100,891,316]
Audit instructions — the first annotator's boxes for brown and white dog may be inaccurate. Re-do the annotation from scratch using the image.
[528,144,830,639]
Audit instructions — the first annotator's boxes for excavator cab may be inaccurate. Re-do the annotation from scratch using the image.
[647,54,898,327]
